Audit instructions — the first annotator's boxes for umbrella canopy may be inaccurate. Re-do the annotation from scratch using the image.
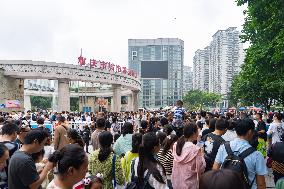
[239,107,246,111]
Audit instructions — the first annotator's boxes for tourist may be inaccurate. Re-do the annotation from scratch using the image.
[255,113,267,156]
[91,118,106,151]
[172,123,205,189]
[81,125,91,153]
[213,119,267,189]
[131,132,167,188]
[54,116,70,151]
[172,100,186,137]
[89,131,125,188]
[267,113,284,147]
[267,133,284,184]
[8,129,54,189]
[67,129,85,148]
[157,134,178,189]
[222,119,237,142]
[156,131,167,147]
[0,143,9,189]
[201,118,216,137]
[113,122,133,156]
[47,144,88,189]
[15,121,31,148]
[202,118,227,171]
[110,117,120,135]
[0,122,19,157]
[199,169,245,189]
[122,133,142,182]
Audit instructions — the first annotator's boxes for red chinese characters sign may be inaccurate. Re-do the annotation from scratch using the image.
[78,56,138,78]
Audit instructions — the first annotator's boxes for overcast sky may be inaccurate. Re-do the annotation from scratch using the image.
[0,0,246,67]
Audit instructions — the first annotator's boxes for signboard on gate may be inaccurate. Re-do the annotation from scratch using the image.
[78,52,138,78]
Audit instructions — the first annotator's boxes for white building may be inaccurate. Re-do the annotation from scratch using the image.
[192,48,209,91]
[193,27,244,107]
[183,66,193,95]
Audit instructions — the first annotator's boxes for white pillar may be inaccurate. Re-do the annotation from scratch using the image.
[58,79,70,112]
[52,93,57,111]
[128,94,133,112]
[112,84,121,113]
[24,95,31,111]
[132,90,139,112]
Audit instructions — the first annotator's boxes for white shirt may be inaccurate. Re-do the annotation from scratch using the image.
[267,122,284,144]
[222,130,237,142]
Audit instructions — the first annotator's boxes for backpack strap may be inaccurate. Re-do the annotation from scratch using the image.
[238,147,256,159]
[112,154,117,188]
[130,159,136,181]
[224,142,234,156]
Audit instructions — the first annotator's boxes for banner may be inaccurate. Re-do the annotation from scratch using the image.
[5,100,21,108]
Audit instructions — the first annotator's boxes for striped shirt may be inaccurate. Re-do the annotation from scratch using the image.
[157,148,174,177]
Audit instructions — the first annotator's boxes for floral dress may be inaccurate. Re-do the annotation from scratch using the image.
[89,150,125,189]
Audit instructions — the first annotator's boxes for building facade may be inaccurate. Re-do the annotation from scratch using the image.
[128,38,184,108]
[193,27,244,107]
[183,66,193,95]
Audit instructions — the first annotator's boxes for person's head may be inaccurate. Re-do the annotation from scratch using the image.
[98,131,113,162]
[96,118,106,129]
[0,116,5,124]
[1,122,19,141]
[67,129,84,147]
[156,131,167,146]
[122,122,133,137]
[84,174,103,189]
[199,169,245,189]
[37,117,45,125]
[205,119,210,127]
[112,117,117,123]
[176,100,183,107]
[200,111,206,118]
[31,149,45,163]
[138,132,165,184]
[255,113,262,121]
[227,119,237,131]
[0,143,9,170]
[176,123,198,156]
[58,116,66,124]
[235,118,255,141]
[113,133,120,142]
[49,144,88,185]
[131,133,142,153]
[160,117,168,127]
[24,129,49,153]
[215,118,228,134]
[140,120,148,130]
[209,118,217,131]
[163,124,174,136]
[162,134,178,155]
[273,113,282,122]
[17,122,31,141]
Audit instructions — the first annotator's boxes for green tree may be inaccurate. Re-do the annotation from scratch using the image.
[230,0,284,110]
[70,97,79,111]
[30,96,52,110]
[183,90,221,110]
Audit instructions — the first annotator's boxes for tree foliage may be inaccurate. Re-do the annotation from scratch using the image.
[31,96,52,110]
[230,0,284,110]
[183,90,221,110]
[70,97,79,112]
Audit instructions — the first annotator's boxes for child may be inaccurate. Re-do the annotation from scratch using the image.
[83,174,103,189]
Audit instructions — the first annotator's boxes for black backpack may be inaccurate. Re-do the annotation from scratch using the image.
[221,142,256,189]
[125,160,154,189]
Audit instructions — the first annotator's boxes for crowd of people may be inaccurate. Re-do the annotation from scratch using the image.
[0,100,284,189]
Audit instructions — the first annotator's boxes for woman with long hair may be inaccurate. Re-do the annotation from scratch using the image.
[47,144,88,189]
[121,133,143,182]
[157,134,178,189]
[172,123,206,189]
[132,132,168,189]
[113,122,133,156]
[89,131,124,189]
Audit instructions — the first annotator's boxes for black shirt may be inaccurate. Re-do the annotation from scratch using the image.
[8,151,40,189]
[202,133,225,171]
[257,120,267,140]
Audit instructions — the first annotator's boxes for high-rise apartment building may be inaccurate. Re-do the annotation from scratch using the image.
[183,66,193,94]
[192,47,209,91]
[128,38,184,108]
[193,27,244,107]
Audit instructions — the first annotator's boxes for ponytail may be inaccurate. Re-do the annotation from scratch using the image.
[48,150,63,163]
[176,136,185,156]
[98,146,112,162]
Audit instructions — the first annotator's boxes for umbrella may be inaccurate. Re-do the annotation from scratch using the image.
[239,107,246,111]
